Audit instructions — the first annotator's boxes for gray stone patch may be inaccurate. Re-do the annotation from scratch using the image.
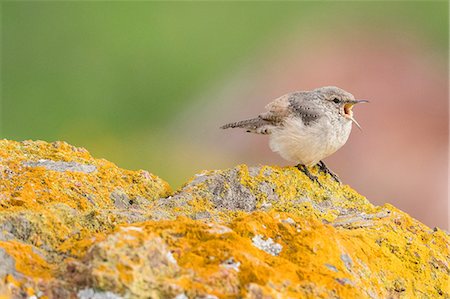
[0,229,15,241]
[190,173,209,185]
[0,213,35,241]
[110,189,130,209]
[332,210,391,228]
[262,167,273,177]
[0,247,17,278]
[340,253,353,271]
[248,166,260,177]
[335,277,354,286]
[207,169,257,212]
[148,209,172,221]
[85,194,97,207]
[111,193,150,210]
[166,251,178,265]
[77,288,123,299]
[257,181,278,202]
[192,211,211,220]
[157,195,190,210]
[282,217,296,225]
[149,194,194,220]
[252,235,283,256]
[23,159,96,173]
[325,263,338,272]
[259,201,272,210]
[169,166,308,216]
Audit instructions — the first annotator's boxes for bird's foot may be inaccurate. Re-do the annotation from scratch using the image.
[296,164,321,186]
[317,161,341,184]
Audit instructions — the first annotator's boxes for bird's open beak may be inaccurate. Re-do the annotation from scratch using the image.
[343,99,369,130]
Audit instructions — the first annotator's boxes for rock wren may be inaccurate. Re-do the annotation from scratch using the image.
[221,86,368,183]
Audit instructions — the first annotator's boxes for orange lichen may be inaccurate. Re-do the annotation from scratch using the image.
[0,140,448,298]
[80,208,449,298]
[0,241,54,279]
[0,140,172,296]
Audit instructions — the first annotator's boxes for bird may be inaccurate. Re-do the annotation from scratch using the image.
[220,86,368,183]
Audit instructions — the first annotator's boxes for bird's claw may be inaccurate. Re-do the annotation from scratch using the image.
[297,164,322,186]
[317,161,341,184]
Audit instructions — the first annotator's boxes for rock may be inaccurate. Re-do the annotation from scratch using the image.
[251,235,283,256]
[0,140,171,298]
[77,288,123,299]
[0,140,448,299]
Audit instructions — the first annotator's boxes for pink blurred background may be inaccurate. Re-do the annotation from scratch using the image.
[172,28,448,230]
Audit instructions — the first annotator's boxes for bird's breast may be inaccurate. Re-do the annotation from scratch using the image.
[269,116,352,166]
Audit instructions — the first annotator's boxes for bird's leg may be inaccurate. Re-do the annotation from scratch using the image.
[296,164,320,185]
[317,161,341,184]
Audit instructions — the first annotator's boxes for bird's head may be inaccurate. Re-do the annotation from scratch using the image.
[314,86,369,129]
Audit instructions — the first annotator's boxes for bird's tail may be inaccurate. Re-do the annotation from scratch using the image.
[220,118,259,129]
[220,117,272,134]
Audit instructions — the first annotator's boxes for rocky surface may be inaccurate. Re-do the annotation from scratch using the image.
[0,140,448,299]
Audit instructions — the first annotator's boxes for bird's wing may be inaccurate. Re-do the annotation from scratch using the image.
[259,94,291,124]
[289,92,322,126]
[261,92,320,126]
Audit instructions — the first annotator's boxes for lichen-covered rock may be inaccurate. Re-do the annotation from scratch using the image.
[0,140,448,299]
[155,165,379,223]
[0,140,171,298]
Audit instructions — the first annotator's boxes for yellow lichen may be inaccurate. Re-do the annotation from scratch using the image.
[0,140,448,298]
[78,207,448,298]
[0,140,171,285]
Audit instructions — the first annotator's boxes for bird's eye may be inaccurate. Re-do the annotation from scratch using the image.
[332,98,340,104]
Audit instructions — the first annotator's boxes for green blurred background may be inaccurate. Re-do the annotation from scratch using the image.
[2,1,448,228]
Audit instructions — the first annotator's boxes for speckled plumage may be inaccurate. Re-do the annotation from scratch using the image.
[221,86,366,167]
